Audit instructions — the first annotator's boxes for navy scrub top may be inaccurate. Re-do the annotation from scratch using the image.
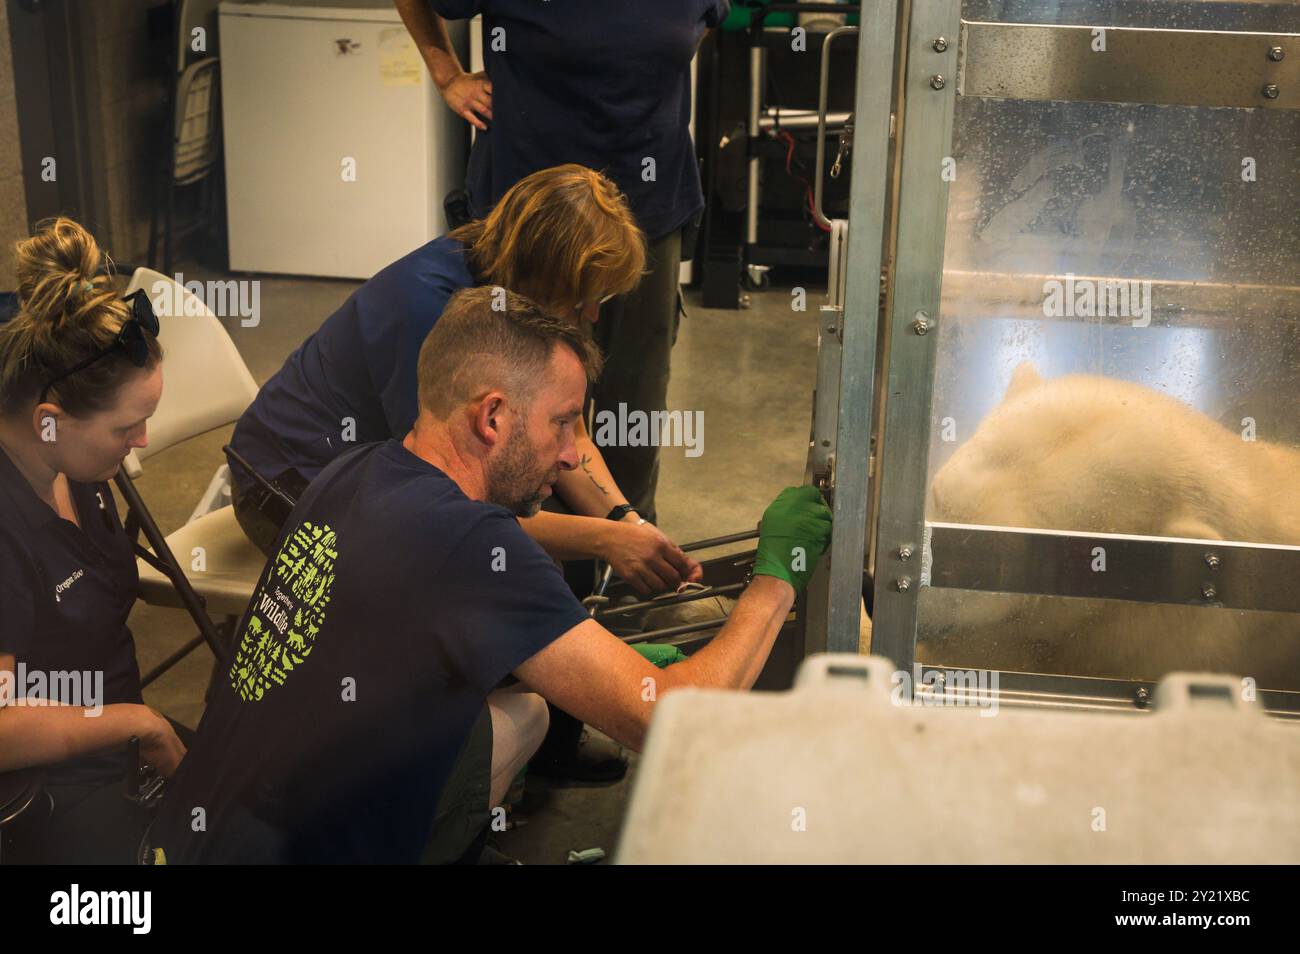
[0,447,143,786]
[227,236,477,498]
[433,0,730,241]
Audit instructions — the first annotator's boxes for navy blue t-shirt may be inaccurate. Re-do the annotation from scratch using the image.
[0,448,143,787]
[228,237,476,496]
[151,439,588,864]
[434,0,729,240]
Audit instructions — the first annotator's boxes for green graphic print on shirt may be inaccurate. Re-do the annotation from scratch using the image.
[229,521,338,702]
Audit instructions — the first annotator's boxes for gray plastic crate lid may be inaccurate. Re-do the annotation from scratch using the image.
[617,654,1300,864]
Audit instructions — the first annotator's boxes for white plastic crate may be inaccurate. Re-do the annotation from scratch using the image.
[618,654,1300,864]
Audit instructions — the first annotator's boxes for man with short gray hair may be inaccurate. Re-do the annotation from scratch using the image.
[148,286,831,864]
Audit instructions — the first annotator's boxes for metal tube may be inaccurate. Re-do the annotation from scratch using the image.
[584,564,614,612]
[814,26,860,230]
[759,109,851,131]
[755,1,856,13]
[680,528,759,553]
[224,442,297,510]
[597,582,746,619]
[663,631,721,649]
[589,532,753,605]
[746,43,764,246]
[621,616,731,645]
[114,471,228,662]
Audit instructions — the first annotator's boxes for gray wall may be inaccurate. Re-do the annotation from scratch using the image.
[79,0,169,265]
[1,0,168,279]
[0,2,28,289]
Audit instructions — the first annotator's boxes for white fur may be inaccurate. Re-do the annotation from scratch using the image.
[922,364,1300,687]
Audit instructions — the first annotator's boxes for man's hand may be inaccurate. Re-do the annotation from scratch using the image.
[439,70,493,130]
[598,519,703,595]
[752,486,833,593]
[137,706,187,778]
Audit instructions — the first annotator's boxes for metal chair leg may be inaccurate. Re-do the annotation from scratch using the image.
[114,471,226,662]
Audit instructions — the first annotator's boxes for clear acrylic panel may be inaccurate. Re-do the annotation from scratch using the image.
[917,1,1300,688]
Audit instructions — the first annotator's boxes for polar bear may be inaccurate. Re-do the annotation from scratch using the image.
[921,363,1300,689]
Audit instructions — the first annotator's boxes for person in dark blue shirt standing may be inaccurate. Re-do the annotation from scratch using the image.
[147,286,831,864]
[395,0,729,525]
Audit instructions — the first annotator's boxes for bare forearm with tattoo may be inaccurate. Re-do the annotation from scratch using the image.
[556,418,630,519]
[580,454,610,496]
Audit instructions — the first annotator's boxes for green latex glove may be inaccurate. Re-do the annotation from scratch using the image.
[633,643,688,668]
[752,485,833,593]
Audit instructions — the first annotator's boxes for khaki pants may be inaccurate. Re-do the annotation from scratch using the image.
[421,704,494,864]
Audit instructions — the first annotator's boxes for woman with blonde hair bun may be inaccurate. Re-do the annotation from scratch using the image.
[0,217,187,863]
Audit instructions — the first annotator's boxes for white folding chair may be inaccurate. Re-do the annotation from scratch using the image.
[148,56,222,274]
[118,268,266,686]
[175,0,220,74]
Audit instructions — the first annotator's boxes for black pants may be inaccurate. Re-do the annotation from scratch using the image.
[232,467,311,558]
[2,781,149,865]
[591,229,683,525]
[139,709,494,865]
[2,718,195,865]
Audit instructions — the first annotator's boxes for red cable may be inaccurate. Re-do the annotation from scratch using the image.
[777,129,832,233]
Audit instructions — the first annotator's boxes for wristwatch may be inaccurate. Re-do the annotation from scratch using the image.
[606,504,641,522]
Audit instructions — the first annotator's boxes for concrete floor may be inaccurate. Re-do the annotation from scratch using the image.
[127,263,819,864]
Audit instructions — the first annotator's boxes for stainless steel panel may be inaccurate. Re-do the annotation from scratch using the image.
[927,522,1300,613]
[915,665,1300,716]
[962,0,1300,31]
[960,21,1300,110]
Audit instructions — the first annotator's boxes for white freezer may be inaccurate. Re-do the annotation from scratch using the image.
[219,0,468,279]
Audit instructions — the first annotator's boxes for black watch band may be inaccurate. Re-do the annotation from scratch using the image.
[606,504,639,522]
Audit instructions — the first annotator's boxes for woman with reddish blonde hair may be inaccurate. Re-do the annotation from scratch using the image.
[230,165,698,592]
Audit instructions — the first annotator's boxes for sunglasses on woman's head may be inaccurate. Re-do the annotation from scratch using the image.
[39,289,160,404]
